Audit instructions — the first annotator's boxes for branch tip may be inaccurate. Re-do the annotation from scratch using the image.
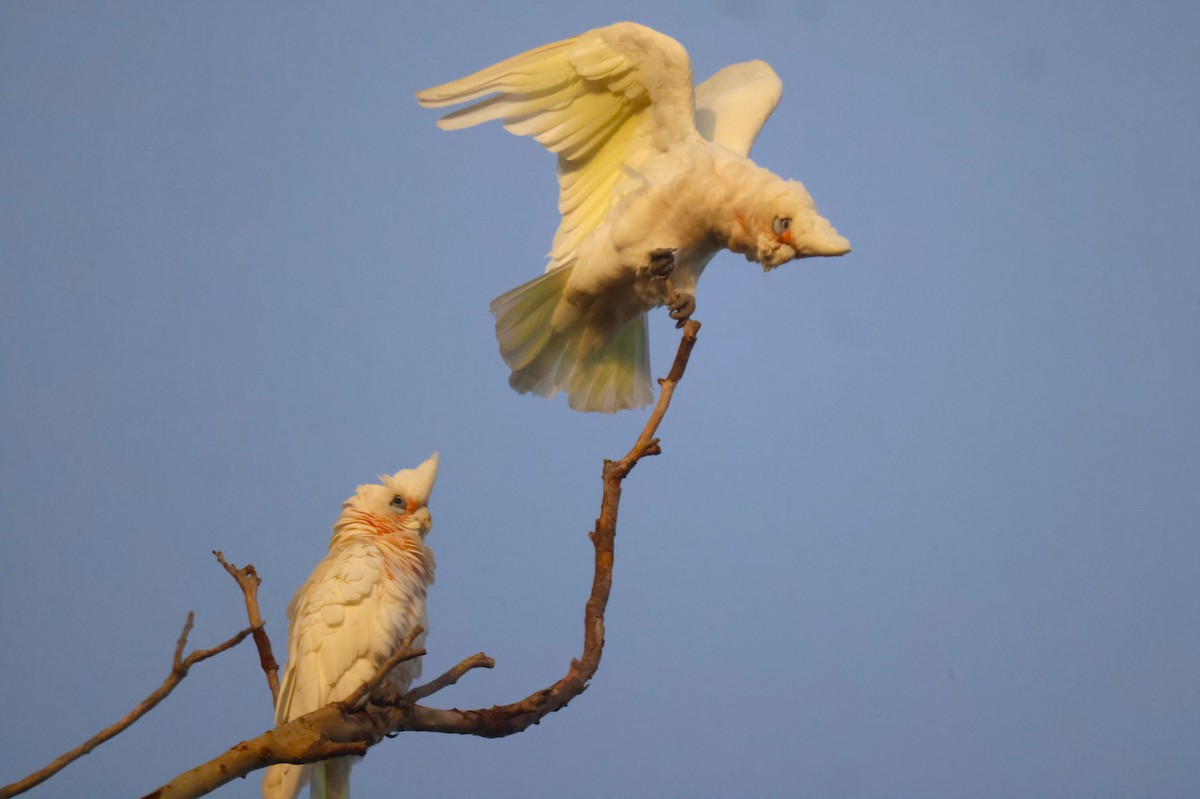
[214,551,280,705]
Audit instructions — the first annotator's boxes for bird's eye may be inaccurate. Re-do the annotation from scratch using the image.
[390,495,408,512]
[772,217,792,235]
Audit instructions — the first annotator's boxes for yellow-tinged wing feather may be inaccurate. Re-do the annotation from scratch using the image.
[416,22,699,271]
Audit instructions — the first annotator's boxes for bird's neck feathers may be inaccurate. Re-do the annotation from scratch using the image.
[377,532,437,587]
[329,507,437,584]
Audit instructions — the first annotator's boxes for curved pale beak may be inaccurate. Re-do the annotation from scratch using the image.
[412,506,432,536]
[797,216,852,257]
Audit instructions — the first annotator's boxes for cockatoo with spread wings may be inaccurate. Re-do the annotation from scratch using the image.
[261,455,440,799]
[417,22,850,413]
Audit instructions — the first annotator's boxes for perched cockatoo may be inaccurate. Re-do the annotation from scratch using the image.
[261,455,440,799]
[417,22,850,413]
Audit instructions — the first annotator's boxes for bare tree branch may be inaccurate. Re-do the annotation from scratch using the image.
[405,652,495,703]
[397,319,702,739]
[0,615,252,799]
[618,318,701,475]
[213,550,280,705]
[140,319,703,799]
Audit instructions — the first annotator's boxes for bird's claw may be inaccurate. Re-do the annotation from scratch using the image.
[646,247,677,278]
[666,289,695,327]
[372,684,403,706]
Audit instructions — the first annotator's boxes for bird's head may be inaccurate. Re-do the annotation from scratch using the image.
[334,453,440,541]
[745,179,851,271]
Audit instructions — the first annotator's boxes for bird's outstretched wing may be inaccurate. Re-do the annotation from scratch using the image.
[694,60,782,157]
[416,22,698,269]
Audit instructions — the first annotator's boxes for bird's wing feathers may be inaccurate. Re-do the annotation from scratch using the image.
[416,22,698,269]
[693,60,782,157]
[266,548,381,799]
[274,545,424,727]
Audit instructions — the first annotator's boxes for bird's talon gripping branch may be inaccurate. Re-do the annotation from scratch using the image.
[666,290,696,327]
[646,247,677,278]
[371,685,403,707]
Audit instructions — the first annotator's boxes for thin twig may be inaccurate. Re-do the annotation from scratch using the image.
[213,550,280,705]
[0,616,251,799]
[179,620,254,668]
[617,318,700,477]
[405,653,495,703]
[394,319,702,736]
[391,318,704,736]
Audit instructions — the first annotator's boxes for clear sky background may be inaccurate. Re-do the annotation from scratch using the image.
[2,2,1198,798]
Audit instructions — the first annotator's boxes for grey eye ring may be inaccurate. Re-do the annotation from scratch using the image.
[772,217,792,235]
[390,495,408,512]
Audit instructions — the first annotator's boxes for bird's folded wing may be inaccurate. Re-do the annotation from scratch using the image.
[274,548,387,725]
[694,60,782,158]
[416,22,698,268]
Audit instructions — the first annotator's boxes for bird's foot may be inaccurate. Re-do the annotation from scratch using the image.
[666,287,696,328]
[371,684,404,707]
[645,247,677,278]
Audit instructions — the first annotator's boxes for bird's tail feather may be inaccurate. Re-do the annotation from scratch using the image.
[566,308,653,412]
[311,758,352,799]
[492,265,653,413]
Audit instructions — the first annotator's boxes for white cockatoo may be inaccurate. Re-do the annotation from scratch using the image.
[261,455,440,799]
[417,22,851,413]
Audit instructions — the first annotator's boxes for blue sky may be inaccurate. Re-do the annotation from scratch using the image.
[2,2,1198,798]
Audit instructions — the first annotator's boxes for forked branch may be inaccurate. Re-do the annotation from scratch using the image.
[213,550,280,705]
